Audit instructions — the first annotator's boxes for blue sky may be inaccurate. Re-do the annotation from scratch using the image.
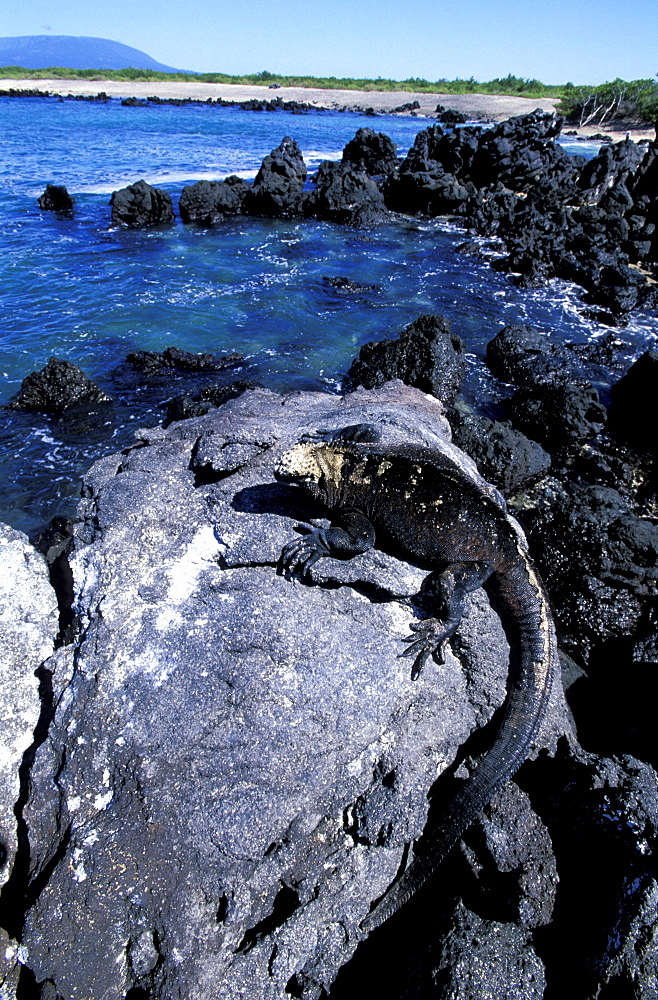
[3,0,657,84]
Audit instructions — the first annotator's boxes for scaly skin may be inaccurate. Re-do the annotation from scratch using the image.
[275,425,557,932]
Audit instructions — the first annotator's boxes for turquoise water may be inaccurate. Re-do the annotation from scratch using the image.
[1,96,656,533]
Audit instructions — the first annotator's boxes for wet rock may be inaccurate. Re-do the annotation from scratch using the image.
[485,323,577,387]
[449,405,551,494]
[18,382,546,999]
[341,128,398,176]
[6,357,112,418]
[608,349,658,455]
[242,136,307,218]
[322,276,379,294]
[345,314,465,403]
[506,382,607,454]
[520,481,658,661]
[164,380,260,424]
[110,179,174,227]
[304,160,388,226]
[126,346,243,375]
[179,176,250,224]
[0,523,58,894]
[37,184,74,214]
[578,139,647,205]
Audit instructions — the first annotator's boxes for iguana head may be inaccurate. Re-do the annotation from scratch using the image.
[275,441,347,506]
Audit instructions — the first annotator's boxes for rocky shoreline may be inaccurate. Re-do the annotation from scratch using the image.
[1,110,657,998]
[42,111,658,325]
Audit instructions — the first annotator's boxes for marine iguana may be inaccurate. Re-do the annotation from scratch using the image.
[275,423,557,933]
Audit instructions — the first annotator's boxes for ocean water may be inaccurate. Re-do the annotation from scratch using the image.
[1,95,656,534]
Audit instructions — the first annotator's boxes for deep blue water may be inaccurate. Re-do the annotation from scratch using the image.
[1,96,657,534]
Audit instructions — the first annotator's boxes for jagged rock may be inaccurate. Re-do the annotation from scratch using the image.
[520,481,658,662]
[304,160,388,226]
[179,176,250,224]
[164,380,260,424]
[110,179,174,227]
[449,406,551,494]
[6,357,112,418]
[341,128,398,175]
[435,107,468,125]
[345,315,465,402]
[322,276,379,294]
[242,136,307,218]
[506,382,607,454]
[37,184,74,214]
[485,324,582,387]
[0,524,58,894]
[126,346,243,374]
[15,381,569,999]
[578,139,647,205]
[608,349,658,455]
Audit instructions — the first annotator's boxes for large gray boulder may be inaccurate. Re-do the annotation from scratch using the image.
[11,383,657,999]
[14,382,560,998]
[0,524,58,999]
[0,525,58,889]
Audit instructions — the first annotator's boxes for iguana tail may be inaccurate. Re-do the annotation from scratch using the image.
[361,547,556,933]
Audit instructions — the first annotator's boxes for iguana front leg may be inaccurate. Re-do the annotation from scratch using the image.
[402,560,493,678]
[279,509,376,579]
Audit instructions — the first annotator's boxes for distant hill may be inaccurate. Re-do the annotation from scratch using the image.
[0,35,187,73]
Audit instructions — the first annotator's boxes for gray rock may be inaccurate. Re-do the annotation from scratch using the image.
[0,525,58,890]
[17,382,567,999]
[0,524,58,999]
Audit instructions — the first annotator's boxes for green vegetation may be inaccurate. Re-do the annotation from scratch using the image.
[1,65,657,125]
[558,78,658,127]
[0,65,567,98]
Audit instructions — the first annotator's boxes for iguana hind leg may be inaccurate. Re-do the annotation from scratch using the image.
[401,561,493,678]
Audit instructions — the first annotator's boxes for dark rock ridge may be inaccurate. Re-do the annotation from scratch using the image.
[1,382,656,999]
[37,184,74,214]
[126,345,243,374]
[164,379,260,424]
[179,176,250,224]
[345,314,465,402]
[69,113,658,270]
[341,128,398,176]
[303,158,389,226]
[242,136,307,218]
[110,178,174,228]
[6,356,112,417]
[448,403,552,494]
[608,349,658,455]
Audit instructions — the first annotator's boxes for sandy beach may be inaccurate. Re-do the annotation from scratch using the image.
[2,78,654,144]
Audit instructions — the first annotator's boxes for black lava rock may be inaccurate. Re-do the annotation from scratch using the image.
[164,380,259,424]
[322,276,379,294]
[38,184,74,214]
[341,128,398,175]
[608,350,658,455]
[506,382,607,454]
[242,136,307,218]
[449,406,551,494]
[520,482,658,660]
[7,357,112,417]
[126,346,243,374]
[345,314,465,402]
[304,160,388,226]
[179,176,250,224]
[110,179,174,228]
